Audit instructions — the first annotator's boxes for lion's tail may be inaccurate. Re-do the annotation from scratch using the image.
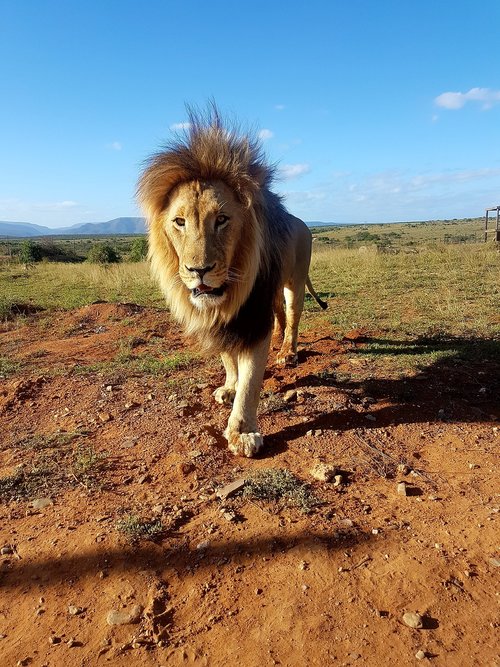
[306,276,328,310]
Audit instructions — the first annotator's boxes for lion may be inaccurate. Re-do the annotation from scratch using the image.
[137,107,326,457]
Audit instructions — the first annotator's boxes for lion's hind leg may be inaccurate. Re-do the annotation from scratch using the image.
[271,292,286,350]
[213,351,238,405]
[276,282,305,367]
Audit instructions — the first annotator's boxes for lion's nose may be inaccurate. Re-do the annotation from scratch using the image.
[185,263,216,281]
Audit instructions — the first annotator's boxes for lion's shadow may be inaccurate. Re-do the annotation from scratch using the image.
[265,335,499,450]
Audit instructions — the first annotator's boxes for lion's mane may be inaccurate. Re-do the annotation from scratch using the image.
[137,106,291,353]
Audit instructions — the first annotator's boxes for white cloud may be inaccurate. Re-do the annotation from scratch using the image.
[435,87,500,111]
[170,122,191,131]
[258,128,274,141]
[280,166,500,223]
[279,163,310,180]
[108,141,122,151]
[274,104,285,111]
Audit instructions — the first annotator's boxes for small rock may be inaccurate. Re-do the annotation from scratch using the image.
[68,605,83,616]
[415,650,426,660]
[106,605,143,626]
[468,463,479,470]
[189,450,203,459]
[402,611,424,629]
[310,463,337,482]
[301,584,309,591]
[1,545,13,555]
[196,540,210,550]
[283,389,297,403]
[31,497,53,510]
[66,638,78,648]
[397,482,407,497]
[397,463,410,475]
[220,509,236,522]
[488,557,500,568]
[49,636,62,645]
[216,478,246,500]
[255,588,263,595]
[333,474,343,487]
[178,462,195,476]
[137,473,151,484]
[98,412,112,423]
[364,414,376,422]
[299,560,309,570]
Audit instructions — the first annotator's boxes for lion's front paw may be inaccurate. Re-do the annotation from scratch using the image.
[213,386,236,405]
[226,431,264,458]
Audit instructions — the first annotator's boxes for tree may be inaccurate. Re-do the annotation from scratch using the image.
[86,242,120,264]
[128,237,148,262]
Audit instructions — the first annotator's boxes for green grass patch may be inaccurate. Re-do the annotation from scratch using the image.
[243,468,316,513]
[115,514,164,543]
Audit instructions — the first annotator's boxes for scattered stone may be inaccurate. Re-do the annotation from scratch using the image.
[196,540,210,551]
[98,412,112,423]
[68,605,83,616]
[106,605,143,626]
[415,650,426,660]
[121,436,138,449]
[397,482,407,497]
[1,545,13,555]
[178,462,195,476]
[283,389,297,403]
[31,498,53,510]
[215,478,246,500]
[488,557,500,568]
[220,509,237,522]
[402,611,424,629]
[189,450,203,459]
[333,474,343,487]
[310,463,337,482]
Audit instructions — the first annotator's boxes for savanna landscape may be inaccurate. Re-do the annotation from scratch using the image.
[0,220,499,666]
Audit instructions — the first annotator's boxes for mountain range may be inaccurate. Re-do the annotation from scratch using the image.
[0,217,147,238]
[0,218,341,238]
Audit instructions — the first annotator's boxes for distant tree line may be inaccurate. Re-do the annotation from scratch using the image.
[7,236,149,265]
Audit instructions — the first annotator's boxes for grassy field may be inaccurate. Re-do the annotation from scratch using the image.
[1,237,498,338]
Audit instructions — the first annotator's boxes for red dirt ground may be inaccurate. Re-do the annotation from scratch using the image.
[0,303,498,666]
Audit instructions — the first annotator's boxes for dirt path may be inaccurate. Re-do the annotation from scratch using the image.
[0,303,498,666]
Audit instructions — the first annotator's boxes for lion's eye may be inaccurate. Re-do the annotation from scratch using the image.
[173,217,185,228]
[215,214,229,227]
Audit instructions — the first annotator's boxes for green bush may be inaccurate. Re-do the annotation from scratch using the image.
[86,242,120,264]
[18,240,43,265]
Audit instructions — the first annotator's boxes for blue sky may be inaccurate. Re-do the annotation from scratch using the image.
[1,0,499,227]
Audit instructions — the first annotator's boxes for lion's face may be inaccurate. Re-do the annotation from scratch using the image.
[163,180,245,310]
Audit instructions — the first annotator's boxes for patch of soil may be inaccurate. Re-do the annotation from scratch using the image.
[0,305,498,666]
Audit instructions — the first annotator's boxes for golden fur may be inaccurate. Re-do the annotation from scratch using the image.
[137,108,279,350]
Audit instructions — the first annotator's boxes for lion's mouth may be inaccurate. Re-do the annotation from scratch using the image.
[191,283,226,298]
